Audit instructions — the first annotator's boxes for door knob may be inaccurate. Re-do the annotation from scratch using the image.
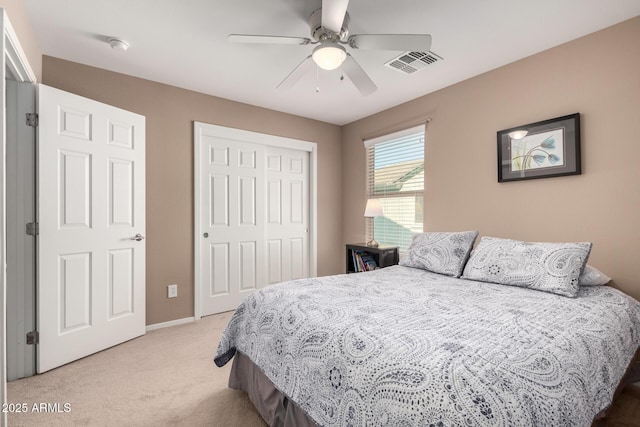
[130,233,145,241]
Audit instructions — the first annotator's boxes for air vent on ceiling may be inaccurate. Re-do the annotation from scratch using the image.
[385,51,443,74]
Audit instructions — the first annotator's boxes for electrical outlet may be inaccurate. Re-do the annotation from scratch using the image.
[168,284,178,298]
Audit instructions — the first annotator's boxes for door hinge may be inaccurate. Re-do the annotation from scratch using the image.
[26,222,39,236]
[26,112,38,127]
[26,330,39,345]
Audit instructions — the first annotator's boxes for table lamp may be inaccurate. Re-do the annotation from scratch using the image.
[364,199,383,247]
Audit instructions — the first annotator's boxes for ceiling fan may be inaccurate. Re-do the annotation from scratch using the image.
[228,0,432,96]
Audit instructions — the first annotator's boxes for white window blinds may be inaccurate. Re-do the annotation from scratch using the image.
[364,125,425,254]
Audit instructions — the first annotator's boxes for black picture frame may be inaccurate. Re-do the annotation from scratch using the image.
[497,113,581,182]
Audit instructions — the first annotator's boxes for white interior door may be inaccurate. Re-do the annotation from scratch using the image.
[37,84,146,373]
[195,123,315,317]
[197,128,266,314]
[265,146,309,284]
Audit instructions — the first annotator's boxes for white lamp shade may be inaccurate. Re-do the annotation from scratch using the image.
[364,199,383,217]
[312,42,347,71]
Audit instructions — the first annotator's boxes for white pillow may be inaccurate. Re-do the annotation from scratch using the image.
[462,236,592,297]
[579,264,611,286]
[400,231,478,277]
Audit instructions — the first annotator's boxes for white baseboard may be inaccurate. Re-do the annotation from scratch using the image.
[146,316,195,332]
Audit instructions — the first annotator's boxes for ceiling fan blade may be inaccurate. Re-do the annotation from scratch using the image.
[228,34,311,45]
[341,54,377,96]
[348,34,432,52]
[322,0,350,34]
[277,55,315,90]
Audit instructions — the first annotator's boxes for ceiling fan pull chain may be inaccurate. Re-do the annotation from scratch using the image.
[316,65,320,93]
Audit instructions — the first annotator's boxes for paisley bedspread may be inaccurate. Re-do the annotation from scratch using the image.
[214,266,640,426]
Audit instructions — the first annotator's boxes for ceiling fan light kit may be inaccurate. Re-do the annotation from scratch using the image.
[312,42,347,70]
[229,0,432,95]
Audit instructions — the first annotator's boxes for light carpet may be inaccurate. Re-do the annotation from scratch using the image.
[7,311,267,427]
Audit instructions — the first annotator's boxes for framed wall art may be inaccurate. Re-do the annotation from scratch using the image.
[497,113,581,182]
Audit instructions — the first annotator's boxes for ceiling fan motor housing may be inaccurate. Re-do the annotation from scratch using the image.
[308,8,350,42]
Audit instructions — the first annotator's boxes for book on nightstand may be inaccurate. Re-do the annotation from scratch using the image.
[345,244,399,273]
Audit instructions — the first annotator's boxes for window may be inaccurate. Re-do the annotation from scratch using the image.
[365,125,425,255]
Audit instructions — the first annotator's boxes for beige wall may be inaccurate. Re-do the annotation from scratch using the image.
[14,13,640,324]
[43,56,343,325]
[0,0,42,80]
[342,16,640,301]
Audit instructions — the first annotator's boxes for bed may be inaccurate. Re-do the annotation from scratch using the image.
[214,232,640,426]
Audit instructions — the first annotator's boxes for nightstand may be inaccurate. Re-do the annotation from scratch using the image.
[346,243,399,273]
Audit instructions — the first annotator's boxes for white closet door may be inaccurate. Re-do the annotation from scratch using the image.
[37,84,146,373]
[197,127,266,315]
[195,123,312,317]
[265,146,310,283]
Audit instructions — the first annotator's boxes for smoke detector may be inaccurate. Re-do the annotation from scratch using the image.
[108,38,129,51]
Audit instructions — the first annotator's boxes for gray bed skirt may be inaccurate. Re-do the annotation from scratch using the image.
[229,351,318,427]
[229,348,640,427]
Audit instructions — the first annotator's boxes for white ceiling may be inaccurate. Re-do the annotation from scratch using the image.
[23,0,640,125]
